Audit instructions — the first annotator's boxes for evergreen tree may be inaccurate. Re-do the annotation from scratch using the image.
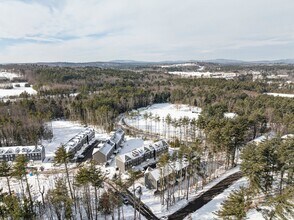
[54,145,74,200]
[216,187,251,220]
[47,178,73,220]
[99,191,111,220]
[0,161,13,195]
[13,155,34,215]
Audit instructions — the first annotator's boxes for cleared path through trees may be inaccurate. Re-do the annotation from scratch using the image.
[168,171,243,220]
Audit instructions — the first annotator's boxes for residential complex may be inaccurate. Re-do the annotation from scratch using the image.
[144,160,189,190]
[0,145,45,162]
[115,140,168,172]
[93,128,125,163]
[64,128,95,154]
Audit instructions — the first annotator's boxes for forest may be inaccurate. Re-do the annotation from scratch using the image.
[0,64,293,219]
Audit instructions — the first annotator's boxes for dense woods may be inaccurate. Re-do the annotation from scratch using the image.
[0,65,293,145]
[217,137,294,220]
[0,64,293,219]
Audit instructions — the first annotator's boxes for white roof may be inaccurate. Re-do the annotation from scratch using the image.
[116,140,168,163]
[149,160,189,181]
[92,148,100,155]
[110,128,124,144]
[64,128,95,152]
[0,145,43,155]
[97,128,125,156]
[99,140,115,155]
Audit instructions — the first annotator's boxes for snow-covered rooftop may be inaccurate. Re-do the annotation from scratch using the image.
[42,120,90,157]
[97,128,125,156]
[0,145,43,155]
[148,160,189,181]
[110,127,124,144]
[64,128,95,153]
[116,140,168,163]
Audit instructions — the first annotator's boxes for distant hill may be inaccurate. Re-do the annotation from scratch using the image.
[7,59,294,68]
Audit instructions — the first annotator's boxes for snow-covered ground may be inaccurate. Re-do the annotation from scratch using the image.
[130,166,240,218]
[0,71,20,80]
[185,177,248,219]
[185,177,266,220]
[168,71,237,79]
[0,82,37,98]
[42,121,88,157]
[160,63,200,68]
[124,103,202,139]
[264,93,294,98]
[42,120,109,162]
[0,165,146,220]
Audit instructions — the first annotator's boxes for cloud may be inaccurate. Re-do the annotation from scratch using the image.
[0,0,294,62]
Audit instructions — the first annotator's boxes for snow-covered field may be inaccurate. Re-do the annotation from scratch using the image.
[168,71,237,79]
[124,103,202,139]
[160,63,200,68]
[0,71,20,80]
[265,93,294,98]
[0,82,37,98]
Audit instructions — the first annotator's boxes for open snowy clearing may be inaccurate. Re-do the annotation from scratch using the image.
[0,71,20,80]
[0,82,37,98]
[168,71,237,79]
[264,93,294,98]
[125,103,202,139]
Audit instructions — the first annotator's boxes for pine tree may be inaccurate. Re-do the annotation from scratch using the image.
[13,155,34,215]
[75,163,104,220]
[216,187,251,220]
[0,161,13,195]
[47,178,73,220]
[54,145,74,200]
[266,185,294,220]
[240,143,263,193]
[99,191,111,220]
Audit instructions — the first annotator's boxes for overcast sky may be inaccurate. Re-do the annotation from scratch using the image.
[0,0,293,63]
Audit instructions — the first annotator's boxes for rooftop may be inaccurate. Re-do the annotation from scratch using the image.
[96,128,125,156]
[148,160,189,181]
[64,128,95,152]
[116,140,168,163]
[0,145,43,155]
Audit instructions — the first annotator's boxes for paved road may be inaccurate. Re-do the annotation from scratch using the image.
[106,180,159,220]
[168,171,243,220]
[125,189,159,220]
[74,139,99,163]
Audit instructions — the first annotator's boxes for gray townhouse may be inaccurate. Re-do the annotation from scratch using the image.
[93,128,125,164]
[64,128,95,154]
[115,140,168,172]
[144,160,189,191]
[0,145,45,162]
